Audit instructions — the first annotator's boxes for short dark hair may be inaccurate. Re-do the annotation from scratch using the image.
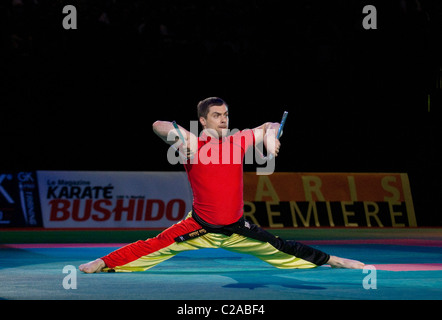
[197,97,227,119]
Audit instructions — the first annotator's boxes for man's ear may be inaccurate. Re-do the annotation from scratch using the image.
[199,116,206,127]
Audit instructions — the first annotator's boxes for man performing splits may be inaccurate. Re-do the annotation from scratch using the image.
[80,97,364,273]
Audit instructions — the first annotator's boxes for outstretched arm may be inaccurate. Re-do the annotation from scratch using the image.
[252,122,281,158]
[152,121,185,145]
[152,120,197,159]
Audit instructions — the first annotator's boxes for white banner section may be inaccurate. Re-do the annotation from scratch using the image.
[37,171,193,228]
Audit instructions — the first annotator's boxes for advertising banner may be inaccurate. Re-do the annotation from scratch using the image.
[37,171,193,228]
[243,172,417,227]
[0,171,42,227]
[36,171,417,229]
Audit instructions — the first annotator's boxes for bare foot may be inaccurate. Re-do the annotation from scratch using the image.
[327,255,365,269]
[79,258,106,273]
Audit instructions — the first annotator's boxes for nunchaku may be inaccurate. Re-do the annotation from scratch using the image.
[172,121,186,146]
[263,110,288,161]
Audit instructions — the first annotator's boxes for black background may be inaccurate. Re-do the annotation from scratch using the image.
[1,0,441,225]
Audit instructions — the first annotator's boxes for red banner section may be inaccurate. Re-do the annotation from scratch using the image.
[243,173,417,227]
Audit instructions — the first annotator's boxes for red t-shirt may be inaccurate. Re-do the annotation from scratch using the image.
[183,129,255,226]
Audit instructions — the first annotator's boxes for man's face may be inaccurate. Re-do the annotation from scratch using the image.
[200,104,229,138]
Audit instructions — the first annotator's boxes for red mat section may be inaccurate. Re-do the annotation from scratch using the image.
[371,263,442,271]
[3,238,442,249]
[302,239,442,247]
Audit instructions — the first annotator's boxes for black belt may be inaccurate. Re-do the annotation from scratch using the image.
[174,228,208,243]
[174,210,249,243]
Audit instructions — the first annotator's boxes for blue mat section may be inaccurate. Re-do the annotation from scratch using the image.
[1,244,442,300]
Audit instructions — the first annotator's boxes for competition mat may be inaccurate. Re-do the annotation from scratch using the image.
[1,228,441,300]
